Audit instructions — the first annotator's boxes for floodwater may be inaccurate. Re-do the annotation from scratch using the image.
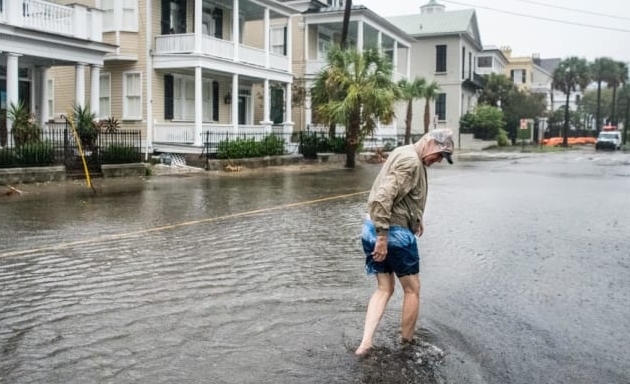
[1,149,629,384]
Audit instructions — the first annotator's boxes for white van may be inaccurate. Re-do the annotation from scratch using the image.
[595,130,622,150]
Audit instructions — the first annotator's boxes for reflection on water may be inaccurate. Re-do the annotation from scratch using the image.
[1,152,630,384]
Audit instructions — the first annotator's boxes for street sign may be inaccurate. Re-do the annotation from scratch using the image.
[520,119,528,130]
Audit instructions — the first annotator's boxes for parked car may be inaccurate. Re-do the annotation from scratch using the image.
[595,130,622,150]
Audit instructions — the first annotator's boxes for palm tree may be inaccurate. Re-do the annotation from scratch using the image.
[618,84,630,145]
[422,81,440,134]
[398,77,426,144]
[552,57,590,147]
[340,0,353,49]
[608,61,629,126]
[312,46,398,168]
[590,57,617,132]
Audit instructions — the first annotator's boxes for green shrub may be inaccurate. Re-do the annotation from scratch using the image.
[497,128,509,146]
[260,135,286,156]
[0,148,16,167]
[14,141,55,166]
[100,144,141,164]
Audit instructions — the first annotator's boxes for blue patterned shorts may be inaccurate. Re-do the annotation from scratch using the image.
[361,219,420,277]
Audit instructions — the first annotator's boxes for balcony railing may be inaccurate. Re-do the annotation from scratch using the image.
[154,34,289,72]
[0,0,102,42]
[153,122,274,144]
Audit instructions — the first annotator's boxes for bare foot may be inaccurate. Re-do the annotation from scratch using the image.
[355,344,372,357]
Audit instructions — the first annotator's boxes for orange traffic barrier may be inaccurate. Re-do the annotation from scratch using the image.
[541,137,596,146]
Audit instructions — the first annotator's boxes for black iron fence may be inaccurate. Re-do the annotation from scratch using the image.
[0,123,142,171]
[200,129,418,161]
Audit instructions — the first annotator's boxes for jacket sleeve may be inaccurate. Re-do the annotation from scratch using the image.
[368,155,417,236]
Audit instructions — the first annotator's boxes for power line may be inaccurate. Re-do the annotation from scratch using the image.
[507,0,630,21]
[441,0,630,33]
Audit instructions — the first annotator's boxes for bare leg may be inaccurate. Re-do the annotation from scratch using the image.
[398,274,420,342]
[355,273,395,356]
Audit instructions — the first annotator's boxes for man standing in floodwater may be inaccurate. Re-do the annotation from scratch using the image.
[355,129,454,356]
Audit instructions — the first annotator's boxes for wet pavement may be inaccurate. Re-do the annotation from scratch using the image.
[1,149,629,384]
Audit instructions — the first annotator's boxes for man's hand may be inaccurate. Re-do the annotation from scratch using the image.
[416,222,424,237]
[372,235,388,262]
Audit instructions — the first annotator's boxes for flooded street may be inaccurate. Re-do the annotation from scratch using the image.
[1,149,629,384]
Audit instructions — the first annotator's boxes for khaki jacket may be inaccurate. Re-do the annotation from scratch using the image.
[367,144,428,236]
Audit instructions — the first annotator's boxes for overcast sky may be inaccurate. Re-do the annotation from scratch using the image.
[356,0,630,63]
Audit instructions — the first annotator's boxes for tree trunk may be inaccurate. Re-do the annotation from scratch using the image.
[611,86,618,126]
[345,111,360,168]
[563,92,570,147]
[423,100,430,134]
[339,0,352,50]
[405,100,412,144]
[624,101,629,145]
[596,81,602,132]
[328,123,336,139]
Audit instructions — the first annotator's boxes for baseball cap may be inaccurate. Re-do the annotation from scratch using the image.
[430,129,454,164]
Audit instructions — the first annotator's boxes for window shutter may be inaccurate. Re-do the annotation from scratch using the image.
[161,0,170,34]
[212,81,219,121]
[164,74,174,120]
[214,9,223,38]
[177,0,186,33]
[283,26,287,55]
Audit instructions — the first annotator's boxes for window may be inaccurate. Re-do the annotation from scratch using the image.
[510,69,527,84]
[123,72,141,120]
[99,74,111,119]
[46,79,54,120]
[170,75,213,121]
[271,27,286,55]
[435,45,447,73]
[477,57,492,68]
[102,0,138,32]
[162,0,187,34]
[575,94,581,105]
[122,0,138,31]
[435,93,446,121]
[318,33,331,59]
[270,87,284,124]
[461,47,465,79]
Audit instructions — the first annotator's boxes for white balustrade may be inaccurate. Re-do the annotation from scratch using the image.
[1,0,101,41]
[269,53,289,71]
[239,45,266,67]
[155,34,195,53]
[201,35,234,60]
[306,60,327,75]
[153,123,195,143]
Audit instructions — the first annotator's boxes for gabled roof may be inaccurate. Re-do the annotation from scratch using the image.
[538,58,561,74]
[386,9,482,49]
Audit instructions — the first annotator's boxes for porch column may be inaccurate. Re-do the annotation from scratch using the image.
[286,16,293,72]
[261,79,272,132]
[194,66,203,146]
[392,41,398,76]
[357,20,364,52]
[303,20,308,61]
[233,0,240,62]
[283,82,294,138]
[90,65,101,118]
[407,46,411,79]
[75,63,86,108]
[264,8,270,68]
[232,74,238,133]
[6,53,20,133]
[194,0,202,53]
[38,66,50,127]
[305,93,312,128]
[377,31,382,53]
